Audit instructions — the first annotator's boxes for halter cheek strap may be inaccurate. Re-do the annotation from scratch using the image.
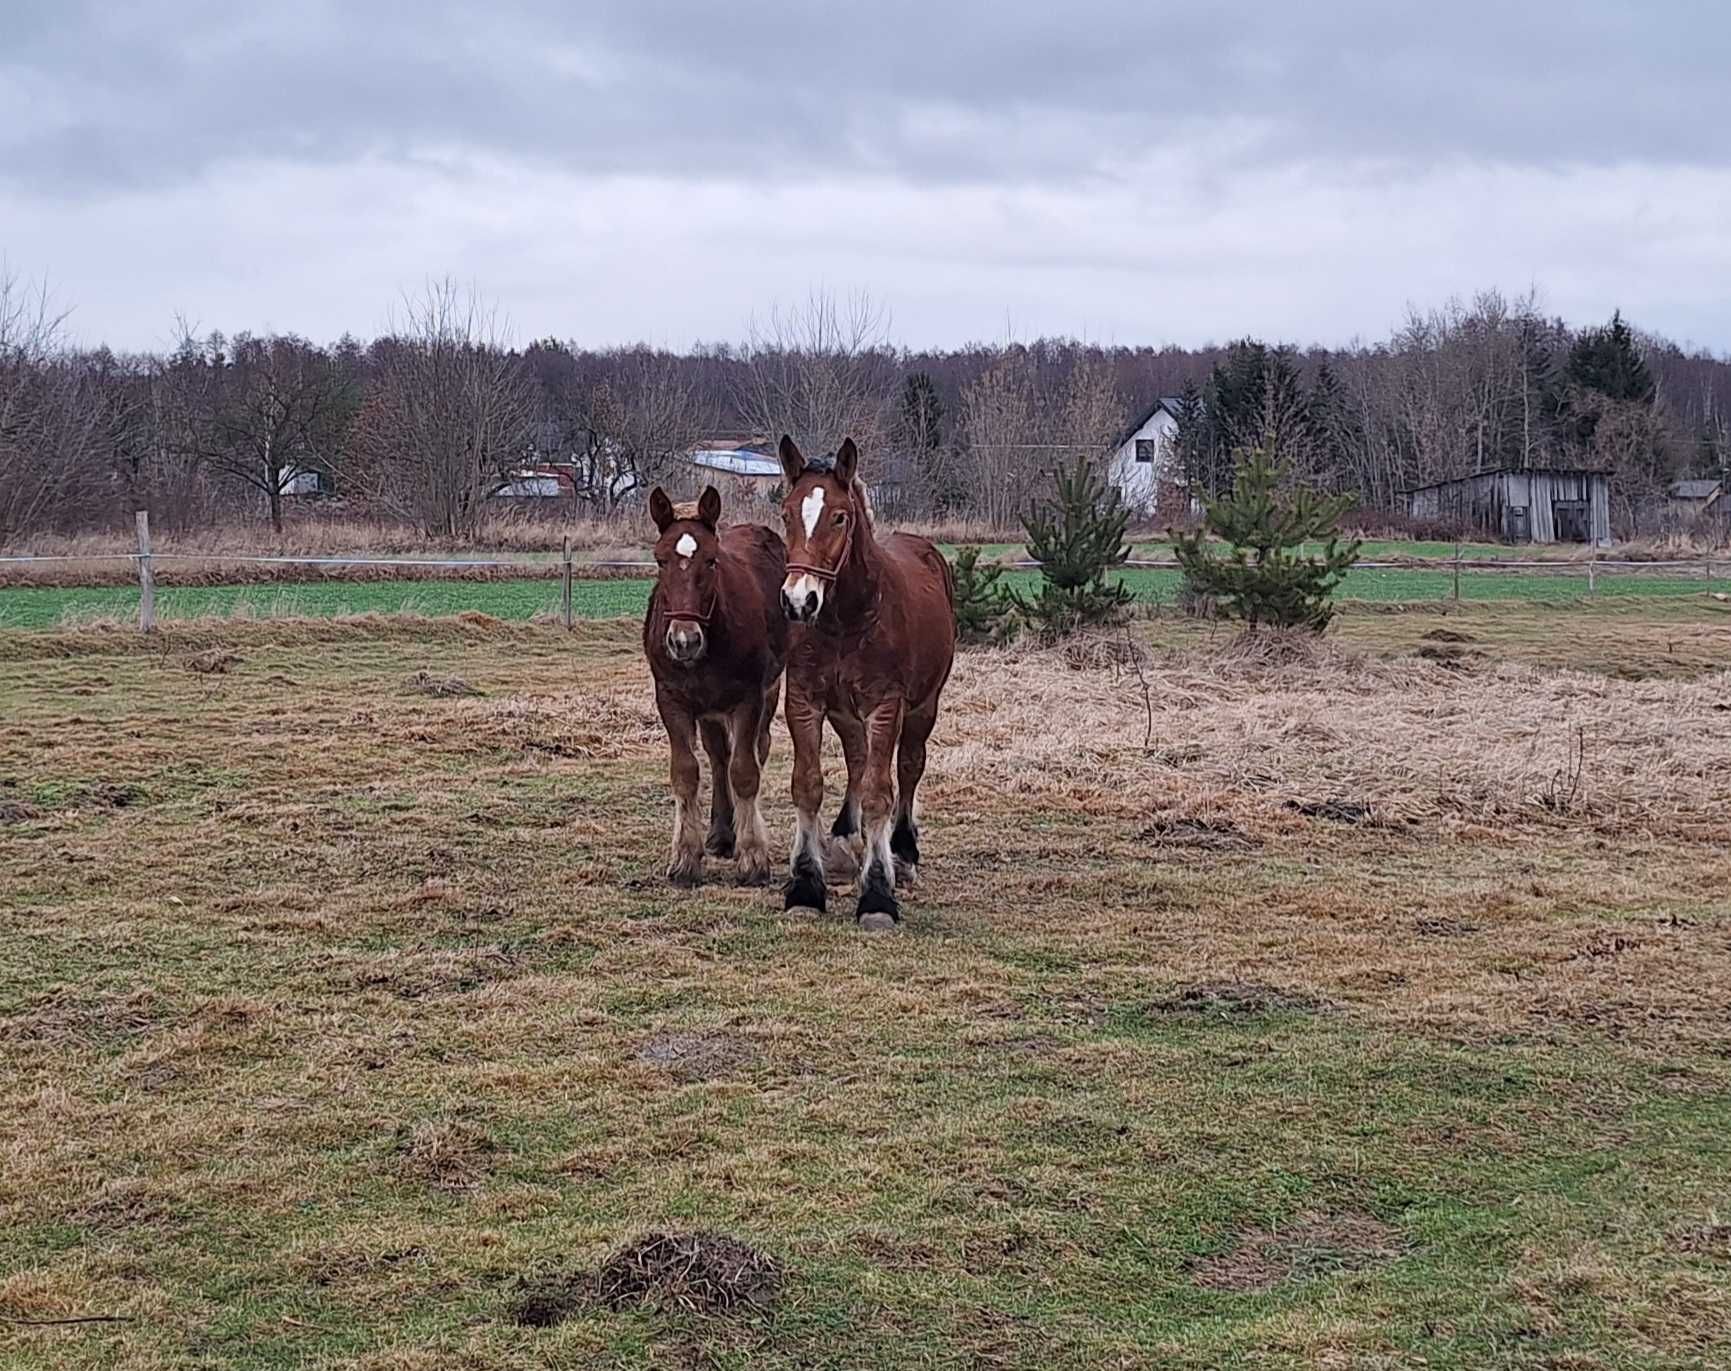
[662,587,717,625]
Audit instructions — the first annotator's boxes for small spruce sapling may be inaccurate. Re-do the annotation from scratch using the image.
[1172,445,1360,630]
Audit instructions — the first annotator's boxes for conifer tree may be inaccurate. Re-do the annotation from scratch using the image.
[949,545,1013,645]
[1172,445,1360,631]
[1012,455,1134,638]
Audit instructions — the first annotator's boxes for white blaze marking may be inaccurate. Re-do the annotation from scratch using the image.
[784,572,822,610]
[801,486,825,538]
[675,533,697,559]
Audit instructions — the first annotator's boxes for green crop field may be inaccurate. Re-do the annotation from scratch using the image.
[2,561,1726,632]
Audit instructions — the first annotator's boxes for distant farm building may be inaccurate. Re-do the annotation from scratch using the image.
[1108,397,1187,516]
[1404,468,1611,545]
[493,467,569,499]
[690,445,782,487]
[1666,478,1725,529]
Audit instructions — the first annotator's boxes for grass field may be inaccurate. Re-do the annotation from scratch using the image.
[2,601,1729,1368]
[2,562,1728,631]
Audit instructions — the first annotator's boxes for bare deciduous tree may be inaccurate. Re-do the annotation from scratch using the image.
[737,289,895,456]
[348,280,535,538]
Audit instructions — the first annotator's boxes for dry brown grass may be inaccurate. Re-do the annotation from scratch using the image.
[1,609,1728,1369]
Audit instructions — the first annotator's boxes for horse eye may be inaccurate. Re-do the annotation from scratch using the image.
[833,511,847,526]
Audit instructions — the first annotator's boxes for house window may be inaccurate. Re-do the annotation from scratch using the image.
[1134,439,1157,464]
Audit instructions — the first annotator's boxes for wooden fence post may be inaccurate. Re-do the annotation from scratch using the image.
[1452,540,1461,605]
[561,535,574,632]
[1587,554,1597,597]
[135,509,156,634]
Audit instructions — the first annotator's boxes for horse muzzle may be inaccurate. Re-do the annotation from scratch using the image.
[781,574,824,623]
[664,622,707,663]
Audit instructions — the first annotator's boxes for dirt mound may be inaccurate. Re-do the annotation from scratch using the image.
[0,799,39,824]
[1421,628,1478,643]
[401,670,483,698]
[1415,916,1479,939]
[513,1231,781,1326]
[637,1031,760,1083]
[1147,981,1330,1021]
[1192,1209,1405,1291]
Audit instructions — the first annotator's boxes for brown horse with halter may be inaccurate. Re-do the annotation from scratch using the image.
[644,485,788,886]
[776,435,956,930]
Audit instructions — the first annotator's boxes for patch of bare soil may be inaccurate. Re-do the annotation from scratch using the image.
[340,944,523,999]
[1416,915,1480,938]
[1146,982,1331,1021]
[1421,628,1478,643]
[1415,643,1485,669]
[1192,1210,1406,1292]
[393,1116,497,1192]
[513,1231,782,1326]
[0,799,39,824]
[401,669,482,698]
[1138,816,1257,851]
[1286,797,1376,825]
[637,1031,760,1083]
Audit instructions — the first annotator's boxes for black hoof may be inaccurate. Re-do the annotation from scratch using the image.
[783,858,826,913]
[890,816,920,868]
[705,828,736,859]
[855,865,900,924]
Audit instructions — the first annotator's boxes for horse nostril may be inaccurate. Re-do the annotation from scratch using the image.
[804,591,818,616]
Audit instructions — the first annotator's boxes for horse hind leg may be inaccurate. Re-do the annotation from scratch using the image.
[854,702,905,931]
[783,694,828,914]
[700,718,735,858]
[892,708,936,886]
[824,707,866,884]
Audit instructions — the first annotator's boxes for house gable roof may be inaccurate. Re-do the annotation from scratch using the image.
[1115,396,1185,450]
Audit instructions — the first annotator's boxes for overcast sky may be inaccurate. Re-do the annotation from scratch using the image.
[4,1,1729,353]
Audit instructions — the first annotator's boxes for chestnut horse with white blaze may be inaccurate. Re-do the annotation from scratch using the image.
[644,485,788,886]
[777,435,956,930]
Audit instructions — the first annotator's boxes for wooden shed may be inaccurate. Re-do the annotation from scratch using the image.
[1404,468,1611,545]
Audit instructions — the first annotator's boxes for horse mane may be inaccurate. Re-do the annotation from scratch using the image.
[669,500,702,521]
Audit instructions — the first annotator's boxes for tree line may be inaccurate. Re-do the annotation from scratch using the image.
[2,277,1726,543]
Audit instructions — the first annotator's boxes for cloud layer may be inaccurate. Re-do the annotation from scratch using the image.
[4,1,1728,349]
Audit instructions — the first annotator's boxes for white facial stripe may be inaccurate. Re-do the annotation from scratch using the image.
[801,486,826,538]
[675,533,697,559]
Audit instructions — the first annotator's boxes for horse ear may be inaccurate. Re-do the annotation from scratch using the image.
[697,485,721,529]
[649,486,675,532]
[834,437,858,486]
[778,434,806,487]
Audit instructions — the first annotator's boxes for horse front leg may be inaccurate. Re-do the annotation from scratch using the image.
[728,694,771,886]
[824,707,866,883]
[854,700,905,931]
[655,693,704,887]
[783,688,828,914]
[700,718,735,858]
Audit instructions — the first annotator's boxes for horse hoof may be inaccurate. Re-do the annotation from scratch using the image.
[667,863,702,888]
[786,904,825,918]
[735,857,771,887]
[705,832,736,859]
[857,911,899,933]
[893,860,918,888]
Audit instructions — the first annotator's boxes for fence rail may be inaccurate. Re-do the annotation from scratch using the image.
[0,512,1723,633]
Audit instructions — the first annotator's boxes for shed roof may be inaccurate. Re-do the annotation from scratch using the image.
[691,449,782,478]
[1668,478,1723,500]
[1400,467,1609,495]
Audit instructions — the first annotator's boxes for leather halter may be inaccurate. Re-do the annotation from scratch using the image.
[785,514,855,583]
[662,583,717,625]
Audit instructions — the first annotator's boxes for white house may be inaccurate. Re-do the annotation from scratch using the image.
[1107,396,1185,514]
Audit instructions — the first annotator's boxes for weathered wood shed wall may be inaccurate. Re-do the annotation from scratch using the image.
[1406,469,1611,545]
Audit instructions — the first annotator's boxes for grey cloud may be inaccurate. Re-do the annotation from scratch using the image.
[4,0,1728,198]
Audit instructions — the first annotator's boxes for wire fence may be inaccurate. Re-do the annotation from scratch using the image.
[0,514,1726,633]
